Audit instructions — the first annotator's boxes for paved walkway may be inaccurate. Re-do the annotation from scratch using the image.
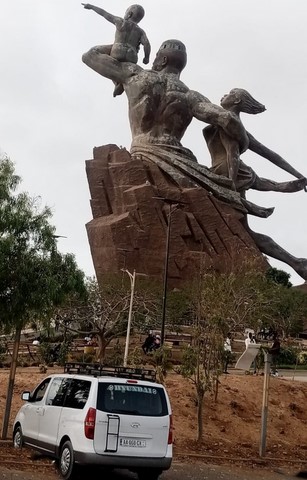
[0,463,304,480]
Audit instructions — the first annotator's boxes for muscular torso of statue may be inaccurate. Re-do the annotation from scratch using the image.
[126,69,194,147]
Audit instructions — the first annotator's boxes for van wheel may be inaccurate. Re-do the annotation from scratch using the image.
[59,441,78,479]
[138,469,162,480]
[13,426,23,449]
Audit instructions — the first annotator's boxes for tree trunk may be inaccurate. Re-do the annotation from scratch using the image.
[214,376,219,403]
[197,391,204,443]
[96,334,109,364]
[1,326,22,439]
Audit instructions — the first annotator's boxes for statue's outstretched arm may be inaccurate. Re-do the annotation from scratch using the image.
[82,48,133,84]
[190,92,248,151]
[82,3,121,25]
[247,132,306,180]
[140,31,151,64]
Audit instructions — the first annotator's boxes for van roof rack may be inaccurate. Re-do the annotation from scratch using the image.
[64,362,156,382]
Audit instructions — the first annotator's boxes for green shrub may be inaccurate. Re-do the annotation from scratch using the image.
[298,350,307,365]
[278,346,299,366]
[127,347,144,368]
[104,341,124,366]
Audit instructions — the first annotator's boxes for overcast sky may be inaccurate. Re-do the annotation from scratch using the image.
[1,0,307,285]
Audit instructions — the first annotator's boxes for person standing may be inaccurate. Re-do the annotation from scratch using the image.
[223,333,232,374]
[244,331,257,374]
[268,333,281,376]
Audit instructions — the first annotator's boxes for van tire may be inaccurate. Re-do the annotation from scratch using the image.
[59,440,78,479]
[137,469,162,480]
[13,426,23,449]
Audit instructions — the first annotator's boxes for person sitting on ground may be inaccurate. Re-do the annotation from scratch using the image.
[82,3,151,96]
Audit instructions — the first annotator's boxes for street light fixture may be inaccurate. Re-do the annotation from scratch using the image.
[153,196,185,345]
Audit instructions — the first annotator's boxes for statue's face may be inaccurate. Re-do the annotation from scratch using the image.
[220,90,238,110]
[152,52,165,72]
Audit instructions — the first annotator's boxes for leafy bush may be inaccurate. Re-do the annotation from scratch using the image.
[0,342,6,365]
[298,351,307,365]
[104,341,124,366]
[278,346,300,366]
[127,347,143,368]
[38,342,54,365]
[57,341,71,366]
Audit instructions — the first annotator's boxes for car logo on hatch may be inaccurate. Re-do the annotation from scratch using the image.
[131,422,140,428]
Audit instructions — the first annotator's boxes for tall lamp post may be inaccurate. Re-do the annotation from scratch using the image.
[122,269,136,367]
[154,196,184,345]
[121,268,147,367]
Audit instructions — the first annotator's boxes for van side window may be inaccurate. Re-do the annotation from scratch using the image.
[30,378,51,403]
[64,379,91,409]
[45,378,70,407]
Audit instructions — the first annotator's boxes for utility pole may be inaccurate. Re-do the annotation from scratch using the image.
[153,196,185,345]
[259,351,272,457]
[123,269,136,367]
[121,269,147,367]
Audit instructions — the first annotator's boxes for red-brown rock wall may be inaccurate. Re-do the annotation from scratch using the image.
[86,145,267,287]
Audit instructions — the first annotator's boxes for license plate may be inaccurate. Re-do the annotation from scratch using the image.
[120,438,146,448]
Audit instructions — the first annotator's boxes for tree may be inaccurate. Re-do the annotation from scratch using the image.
[270,287,307,338]
[177,262,284,443]
[266,267,292,288]
[54,275,158,363]
[177,271,226,443]
[0,157,86,438]
[198,267,277,334]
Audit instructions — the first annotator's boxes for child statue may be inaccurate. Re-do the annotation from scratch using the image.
[82,3,151,97]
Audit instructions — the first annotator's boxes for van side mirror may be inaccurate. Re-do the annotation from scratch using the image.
[21,391,31,401]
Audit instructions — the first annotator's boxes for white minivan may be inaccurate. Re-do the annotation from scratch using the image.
[13,363,173,480]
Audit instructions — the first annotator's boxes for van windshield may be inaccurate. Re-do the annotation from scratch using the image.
[97,383,168,417]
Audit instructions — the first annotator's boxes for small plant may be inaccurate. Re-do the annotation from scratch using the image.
[149,346,172,384]
[278,346,299,366]
[0,342,6,365]
[127,347,144,368]
[104,341,124,366]
[38,342,54,366]
[57,341,71,366]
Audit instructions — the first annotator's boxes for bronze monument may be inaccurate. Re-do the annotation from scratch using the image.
[82,6,307,284]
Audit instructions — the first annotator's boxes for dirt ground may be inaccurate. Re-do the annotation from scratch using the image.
[1,367,307,468]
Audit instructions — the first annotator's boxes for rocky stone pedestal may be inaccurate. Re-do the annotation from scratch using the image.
[86,145,266,287]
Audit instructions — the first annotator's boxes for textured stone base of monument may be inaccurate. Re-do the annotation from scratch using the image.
[86,145,267,287]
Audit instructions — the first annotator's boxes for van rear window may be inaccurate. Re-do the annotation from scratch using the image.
[97,383,168,417]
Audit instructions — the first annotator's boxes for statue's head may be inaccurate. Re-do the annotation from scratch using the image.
[124,4,145,23]
[221,88,266,115]
[152,39,187,73]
